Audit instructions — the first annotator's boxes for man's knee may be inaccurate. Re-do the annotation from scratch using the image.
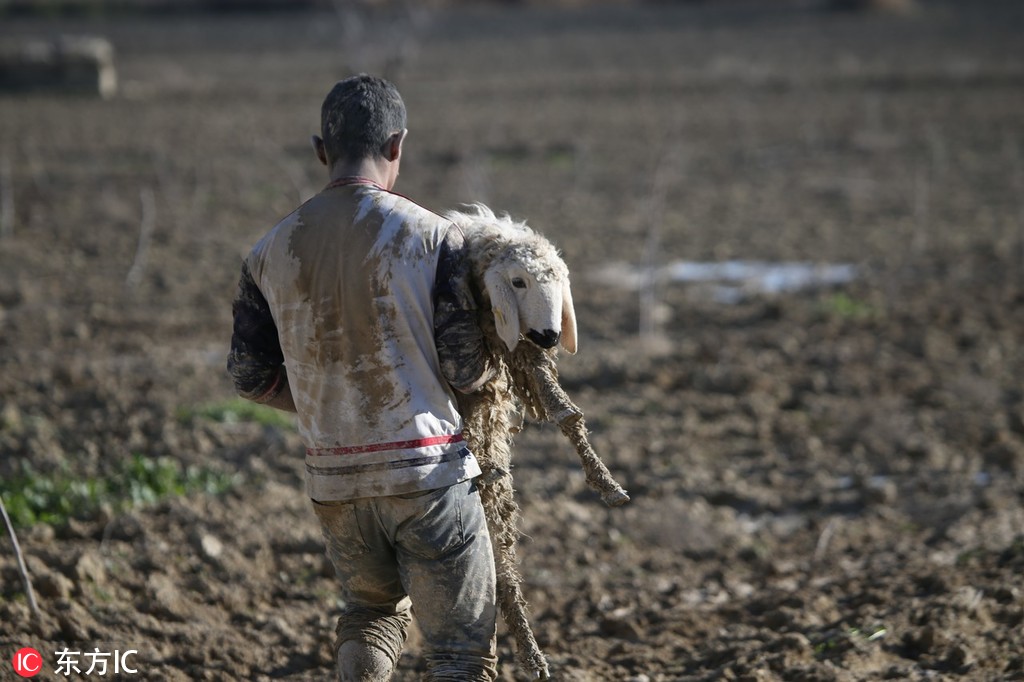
[337,640,394,682]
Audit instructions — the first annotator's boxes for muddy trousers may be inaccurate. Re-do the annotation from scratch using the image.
[313,478,498,682]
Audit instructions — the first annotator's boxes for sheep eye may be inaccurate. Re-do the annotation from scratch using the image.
[511,277,527,289]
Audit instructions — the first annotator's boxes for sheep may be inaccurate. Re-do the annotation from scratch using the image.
[445,204,629,680]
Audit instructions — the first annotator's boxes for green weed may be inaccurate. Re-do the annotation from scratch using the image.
[818,292,877,321]
[814,624,888,656]
[850,625,888,641]
[0,455,239,528]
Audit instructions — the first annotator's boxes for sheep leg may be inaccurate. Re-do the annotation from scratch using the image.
[496,565,550,680]
[480,476,551,679]
[559,413,630,507]
[526,354,630,507]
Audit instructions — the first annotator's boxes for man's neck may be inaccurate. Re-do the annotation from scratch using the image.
[328,158,392,190]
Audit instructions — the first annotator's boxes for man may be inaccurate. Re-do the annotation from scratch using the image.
[228,75,498,681]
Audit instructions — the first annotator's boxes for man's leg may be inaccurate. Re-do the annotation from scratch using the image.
[313,499,412,681]
[389,480,498,682]
[335,640,393,682]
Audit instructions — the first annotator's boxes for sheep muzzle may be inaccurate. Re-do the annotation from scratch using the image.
[526,328,560,349]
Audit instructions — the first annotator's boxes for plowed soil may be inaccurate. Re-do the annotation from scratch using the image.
[1,2,1023,680]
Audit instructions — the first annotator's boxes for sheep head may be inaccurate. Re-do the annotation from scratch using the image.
[446,204,577,355]
[484,241,577,354]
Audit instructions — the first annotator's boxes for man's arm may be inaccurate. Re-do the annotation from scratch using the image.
[227,261,297,412]
[434,227,495,393]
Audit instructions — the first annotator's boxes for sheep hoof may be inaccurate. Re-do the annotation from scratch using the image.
[602,488,630,507]
[527,656,551,679]
[552,406,583,425]
[478,467,509,485]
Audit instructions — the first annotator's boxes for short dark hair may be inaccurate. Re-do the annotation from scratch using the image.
[320,75,407,164]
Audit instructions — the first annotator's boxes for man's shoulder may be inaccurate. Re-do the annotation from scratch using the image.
[243,207,307,283]
[375,188,454,230]
[250,210,301,253]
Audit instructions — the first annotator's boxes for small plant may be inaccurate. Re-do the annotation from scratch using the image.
[818,292,877,320]
[814,624,887,657]
[814,636,840,655]
[0,455,239,528]
[177,397,295,430]
[956,548,982,566]
[851,624,888,641]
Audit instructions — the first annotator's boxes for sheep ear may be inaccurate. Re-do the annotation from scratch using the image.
[484,268,520,352]
[560,279,578,354]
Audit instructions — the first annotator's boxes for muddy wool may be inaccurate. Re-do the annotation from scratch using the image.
[448,204,629,680]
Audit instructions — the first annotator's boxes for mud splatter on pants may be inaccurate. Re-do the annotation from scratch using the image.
[313,478,498,681]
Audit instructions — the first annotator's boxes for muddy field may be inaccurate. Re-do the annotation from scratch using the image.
[2,1,1024,680]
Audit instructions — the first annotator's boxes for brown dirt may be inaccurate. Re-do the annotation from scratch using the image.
[1,2,1023,680]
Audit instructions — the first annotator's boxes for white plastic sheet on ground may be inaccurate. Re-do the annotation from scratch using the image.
[592,260,858,304]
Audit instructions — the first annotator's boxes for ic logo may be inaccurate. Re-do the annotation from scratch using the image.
[12,647,42,678]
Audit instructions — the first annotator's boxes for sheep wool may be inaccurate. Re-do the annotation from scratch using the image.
[447,204,629,680]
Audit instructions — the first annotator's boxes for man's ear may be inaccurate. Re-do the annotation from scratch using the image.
[311,135,328,166]
[383,129,407,163]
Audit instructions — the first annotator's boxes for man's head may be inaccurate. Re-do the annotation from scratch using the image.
[313,75,407,174]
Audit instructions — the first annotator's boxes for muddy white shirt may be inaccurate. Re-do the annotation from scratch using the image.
[229,180,489,501]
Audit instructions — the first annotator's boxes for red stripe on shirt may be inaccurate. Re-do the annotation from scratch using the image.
[307,433,465,457]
